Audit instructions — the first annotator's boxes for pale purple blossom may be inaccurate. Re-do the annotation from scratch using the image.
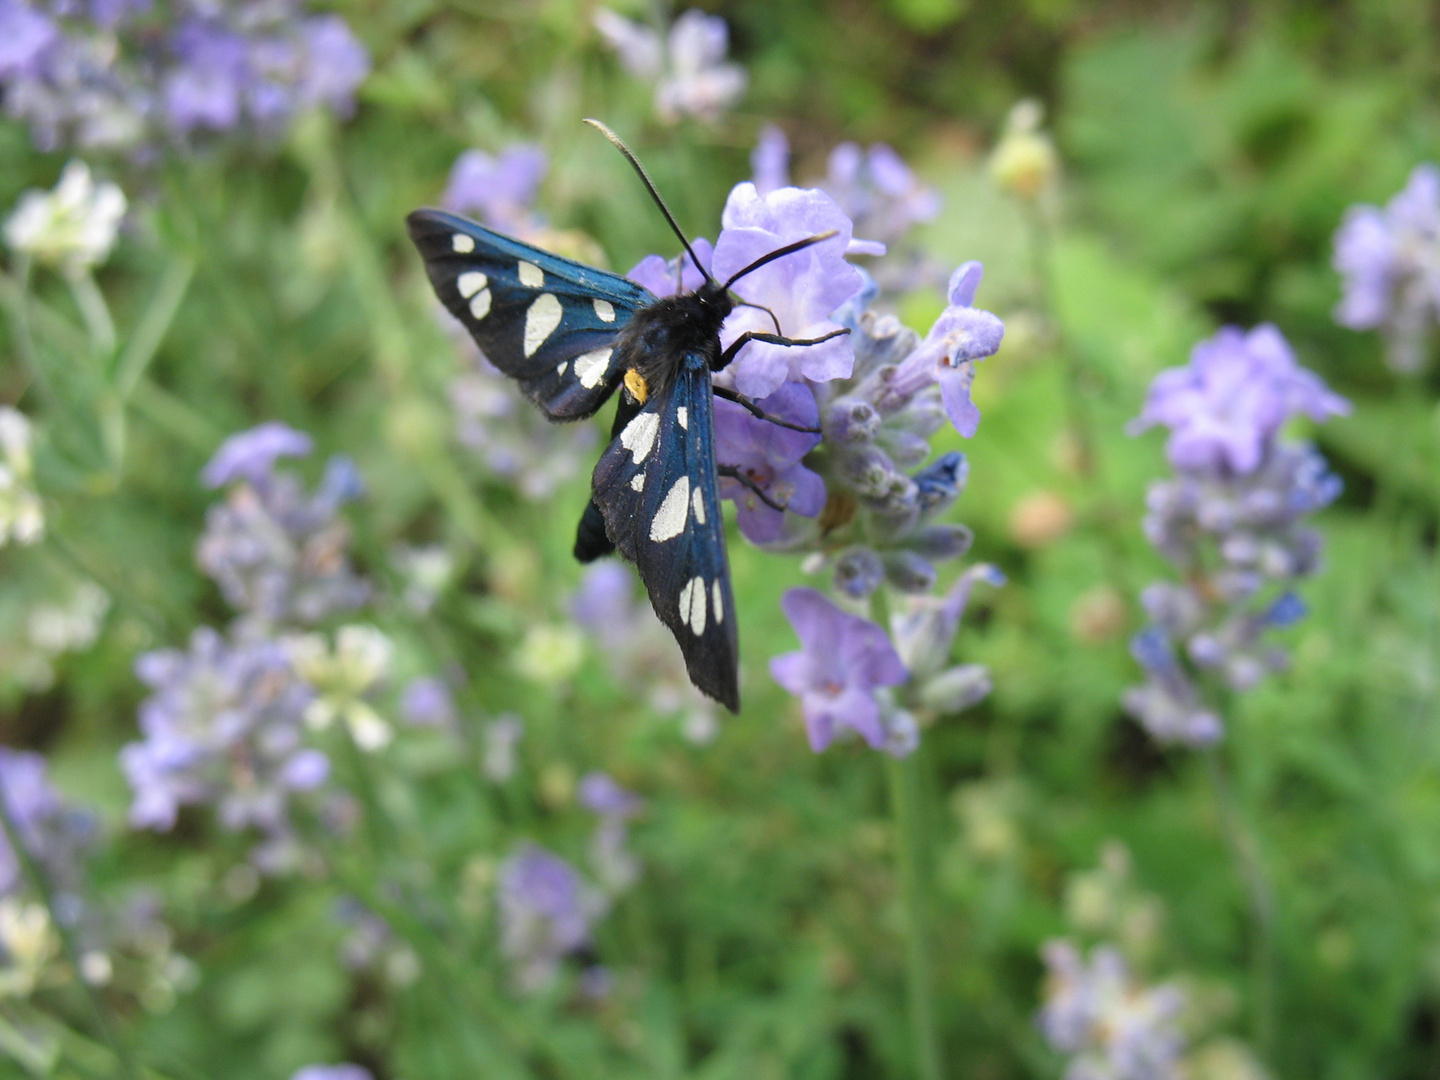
[497,844,606,993]
[713,382,825,543]
[823,141,941,248]
[121,628,328,849]
[482,714,524,782]
[578,773,642,894]
[889,262,1006,437]
[202,422,314,489]
[626,236,713,298]
[399,676,455,728]
[198,445,369,629]
[441,144,547,235]
[1333,164,1440,371]
[751,124,790,196]
[577,772,642,820]
[1132,324,1349,475]
[770,588,908,752]
[595,8,746,124]
[291,1066,373,1080]
[711,182,867,399]
[0,748,94,899]
[1038,940,1186,1080]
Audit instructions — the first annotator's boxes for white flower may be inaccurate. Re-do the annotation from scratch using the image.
[287,624,395,751]
[0,899,57,999]
[594,8,746,124]
[4,161,127,274]
[0,407,43,547]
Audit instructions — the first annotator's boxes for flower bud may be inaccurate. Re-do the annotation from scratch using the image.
[917,663,992,714]
[882,549,936,594]
[826,398,881,443]
[903,523,974,561]
[833,547,885,598]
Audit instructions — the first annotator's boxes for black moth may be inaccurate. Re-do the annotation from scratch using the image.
[406,121,844,712]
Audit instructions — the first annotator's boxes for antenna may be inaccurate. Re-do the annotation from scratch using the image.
[721,231,839,291]
[584,119,716,287]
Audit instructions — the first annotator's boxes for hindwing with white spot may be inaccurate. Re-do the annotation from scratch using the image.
[407,209,657,420]
[591,353,738,711]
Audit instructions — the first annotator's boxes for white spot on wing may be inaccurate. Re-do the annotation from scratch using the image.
[686,575,707,635]
[712,580,723,623]
[692,486,706,525]
[676,406,688,430]
[574,348,612,389]
[630,472,645,491]
[556,361,568,376]
[523,293,563,357]
[678,578,696,628]
[619,412,659,463]
[650,476,690,542]
[452,233,475,253]
[517,260,544,288]
[457,271,488,298]
[593,298,616,322]
[469,288,492,320]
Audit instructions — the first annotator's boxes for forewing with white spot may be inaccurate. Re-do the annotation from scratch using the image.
[407,208,656,420]
[591,353,738,710]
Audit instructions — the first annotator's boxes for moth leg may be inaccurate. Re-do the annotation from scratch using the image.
[573,498,616,562]
[716,327,850,371]
[711,385,822,434]
[732,301,782,335]
[717,465,787,513]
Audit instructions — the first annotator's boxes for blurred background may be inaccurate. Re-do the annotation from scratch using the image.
[1,1,1439,1078]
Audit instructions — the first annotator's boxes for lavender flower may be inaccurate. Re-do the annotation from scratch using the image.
[1131,324,1348,475]
[823,141,941,249]
[578,772,643,894]
[711,182,867,399]
[751,124,790,196]
[482,714,523,781]
[1038,940,1186,1080]
[770,588,908,752]
[1125,325,1347,745]
[496,843,606,993]
[0,748,94,900]
[1333,164,1440,371]
[442,144,547,236]
[399,675,455,728]
[121,627,328,859]
[713,382,825,543]
[594,8,746,124]
[197,427,369,630]
[291,1067,373,1080]
[1,0,369,153]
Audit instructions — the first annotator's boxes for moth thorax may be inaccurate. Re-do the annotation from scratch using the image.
[624,368,650,404]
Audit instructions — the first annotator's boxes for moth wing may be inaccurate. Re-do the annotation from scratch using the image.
[591,355,739,711]
[407,208,656,420]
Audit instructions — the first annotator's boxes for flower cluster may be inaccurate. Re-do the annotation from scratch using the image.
[121,627,330,869]
[442,143,547,237]
[1124,325,1348,745]
[0,407,44,547]
[1333,163,1440,372]
[1038,940,1186,1080]
[0,747,95,903]
[3,160,125,275]
[496,843,607,994]
[594,7,745,124]
[198,423,369,632]
[0,0,369,154]
[628,177,1002,753]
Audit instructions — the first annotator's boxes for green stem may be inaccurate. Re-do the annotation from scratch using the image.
[1204,748,1277,1061]
[0,789,137,1080]
[67,271,117,362]
[114,257,195,401]
[887,751,945,1080]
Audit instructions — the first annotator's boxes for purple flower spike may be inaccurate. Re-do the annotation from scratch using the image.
[891,262,1005,436]
[497,843,605,992]
[578,772,643,819]
[711,183,866,399]
[627,237,714,299]
[714,382,825,543]
[0,3,57,80]
[442,144,548,233]
[202,422,314,488]
[1134,324,1350,475]
[770,588,908,752]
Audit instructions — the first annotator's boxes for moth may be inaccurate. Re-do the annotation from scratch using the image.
[407,121,844,712]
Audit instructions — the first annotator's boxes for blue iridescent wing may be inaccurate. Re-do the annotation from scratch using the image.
[590,354,739,711]
[407,208,657,420]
